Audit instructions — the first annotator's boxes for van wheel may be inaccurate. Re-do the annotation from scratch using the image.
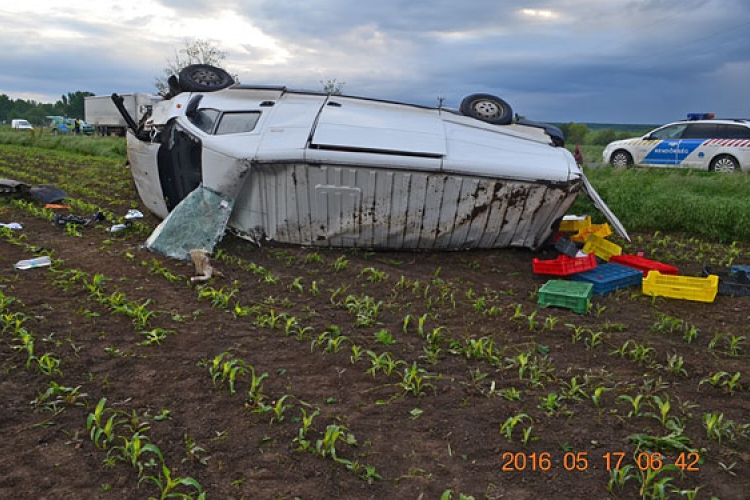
[710,155,740,173]
[178,64,234,92]
[459,94,514,125]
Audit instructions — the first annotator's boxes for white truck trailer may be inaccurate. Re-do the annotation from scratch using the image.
[84,93,161,136]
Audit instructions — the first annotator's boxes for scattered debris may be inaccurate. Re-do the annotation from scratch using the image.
[0,222,22,230]
[13,256,52,270]
[52,211,105,227]
[190,249,222,283]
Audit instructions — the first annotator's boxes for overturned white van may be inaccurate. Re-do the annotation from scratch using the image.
[117,65,627,260]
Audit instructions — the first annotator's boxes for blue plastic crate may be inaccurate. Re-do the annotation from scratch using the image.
[730,265,750,275]
[570,263,643,295]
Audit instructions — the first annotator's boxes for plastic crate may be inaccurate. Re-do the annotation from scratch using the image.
[570,223,612,243]
[538,280,593,314]
[555,236,580,258]
[570,263,643,295]
[610,254,679,275]
[582,234,622,262]
[559,215,591,233]
[730,265,750,275]
[703,265,750,297]
[642,271,718,303]
[532,253,597,276]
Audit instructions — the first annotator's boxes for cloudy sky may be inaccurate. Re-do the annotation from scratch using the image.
[2,0,749,124]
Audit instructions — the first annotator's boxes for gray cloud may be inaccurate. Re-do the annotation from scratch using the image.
[1,0,748,123]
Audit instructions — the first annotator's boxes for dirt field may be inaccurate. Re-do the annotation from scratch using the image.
[0,146,748,499]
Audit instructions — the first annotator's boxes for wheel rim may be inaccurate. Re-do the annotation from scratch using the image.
[472,100,503,120]
[611,153,629,169]
[192,69,222,87]
[713,157,737,173]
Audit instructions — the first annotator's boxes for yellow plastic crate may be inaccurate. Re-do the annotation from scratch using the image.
[570,223,612,243]
[582,234,622,262]
[642,271,718,303]
[559,215,591,233]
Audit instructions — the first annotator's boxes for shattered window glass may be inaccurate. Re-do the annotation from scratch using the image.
[188,108,220,134]
[145,186,234,261]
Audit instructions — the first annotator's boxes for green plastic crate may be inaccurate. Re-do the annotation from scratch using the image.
[538,280,593,314]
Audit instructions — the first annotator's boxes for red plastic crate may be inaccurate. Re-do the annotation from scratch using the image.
[532,253,597,276]
[609,254,678,275]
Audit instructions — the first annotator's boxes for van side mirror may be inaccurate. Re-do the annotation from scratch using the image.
[185,95,203,118]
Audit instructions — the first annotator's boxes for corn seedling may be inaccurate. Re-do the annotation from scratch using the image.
[255,309,288,329]
[32,381,87,413]
[618,393,646,417]
[500,412,532,441]
[637,463,678,500]
[197,284,238,310]
[139,328,173,346]
[209,352,247,395]
[311,330,349,353]
[584,330,605,350]
[109,431,163,476]
[35,352,62,376]
[139,463,206,500]
[537,393,563,416]
[288,277,304,293]
[727,335,746,356]
[87,397,125,450]
[344,294,383,327]
[398,362,435,397]
[360,266,388,282]
[254,395,293,423]
[374,329,395,345]
[332,255,349,271]
[293,408,321,452]
[699,371,742,395]
[561,376,588,401]
[144,259,182,282]
[607,464,637,494]
[702,411,736,445]
[660,353,688,377]
[315,423,354,461]
[498,387,522,401]
[183,434,210,466]
[246,366,269,408]
[590,386,609,408]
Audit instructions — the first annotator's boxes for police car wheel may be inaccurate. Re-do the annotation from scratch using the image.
[710,155,740,173]
[610,150,632,169]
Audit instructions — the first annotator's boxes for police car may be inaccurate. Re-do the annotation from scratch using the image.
[603,114,750,173]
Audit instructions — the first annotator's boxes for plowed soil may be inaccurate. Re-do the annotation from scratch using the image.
[0,146,748,499]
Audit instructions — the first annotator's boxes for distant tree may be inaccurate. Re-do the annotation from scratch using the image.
[155,38,233,95]
[590,128,618,146]
[320,78,346,95]
[59,91,94,120]
[558,122,588,145]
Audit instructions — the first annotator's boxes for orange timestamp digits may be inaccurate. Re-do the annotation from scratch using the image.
[501,451,701,472]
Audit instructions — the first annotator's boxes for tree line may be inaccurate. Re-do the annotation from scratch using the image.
[0,91,93,126]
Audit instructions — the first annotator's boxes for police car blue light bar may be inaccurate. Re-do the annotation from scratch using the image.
[687,113,715,120]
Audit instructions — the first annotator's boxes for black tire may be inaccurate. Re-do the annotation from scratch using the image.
[459,93,513,125]
[709,154,740,173]
[610,150,633,169]
[178,64,234,92]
